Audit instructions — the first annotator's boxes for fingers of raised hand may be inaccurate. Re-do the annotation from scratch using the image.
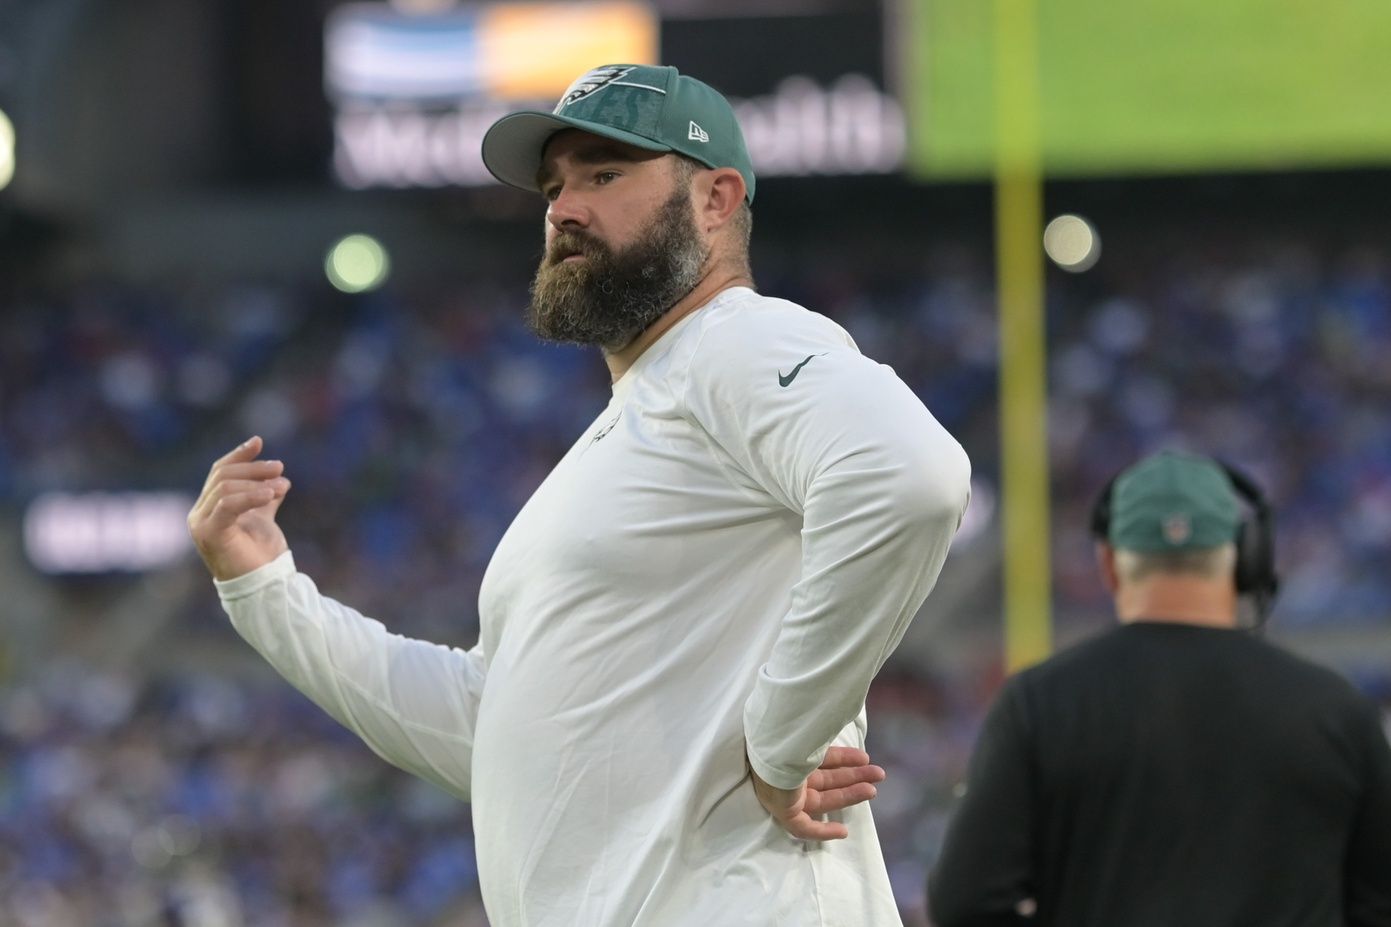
[207,478,288,498]
[207,459,284,490]
[193,475,290,533]
[214,474,289,511]
[210,487,280,521]
[201,436,279,488]
[216,435,263,467]
[197,438,285,511]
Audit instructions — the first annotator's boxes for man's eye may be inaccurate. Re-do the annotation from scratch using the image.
[595,171,619,185]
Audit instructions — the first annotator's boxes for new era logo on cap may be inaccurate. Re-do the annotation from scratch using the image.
[688,121,709,143]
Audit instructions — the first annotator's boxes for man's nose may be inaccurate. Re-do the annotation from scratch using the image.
[547,188,589,231]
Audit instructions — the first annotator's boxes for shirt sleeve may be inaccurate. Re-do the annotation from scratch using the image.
[1346,699,1391,927]
[681,302,972,789]
[215,551,485,801]
[927,681,1036,927]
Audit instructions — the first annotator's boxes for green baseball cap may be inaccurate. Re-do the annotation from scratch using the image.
[1108,451,1241,552]
[481,64,756,204]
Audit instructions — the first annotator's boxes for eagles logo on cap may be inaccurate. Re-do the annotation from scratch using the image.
[553,65,635,113]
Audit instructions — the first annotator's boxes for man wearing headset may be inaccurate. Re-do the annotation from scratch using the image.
[929,450,1391,927]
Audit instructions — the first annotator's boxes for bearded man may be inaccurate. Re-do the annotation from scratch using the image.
[188,64,971,927]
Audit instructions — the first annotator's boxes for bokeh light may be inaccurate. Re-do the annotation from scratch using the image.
[325,233,391,292]
[0,108,15,192]
[1043,213,1101,272]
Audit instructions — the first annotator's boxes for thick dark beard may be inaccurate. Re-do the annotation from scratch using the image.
[527,188,709,351]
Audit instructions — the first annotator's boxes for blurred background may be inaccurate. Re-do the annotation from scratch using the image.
[1,0,1389,924]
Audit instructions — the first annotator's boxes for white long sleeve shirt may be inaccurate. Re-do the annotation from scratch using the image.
[218,286,971,926]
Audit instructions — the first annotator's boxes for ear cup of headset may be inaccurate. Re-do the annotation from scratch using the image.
[1234,521,1258,594]
[1219,463,1279,605]
[1232,499,1278,600]
[1088,476,1115,541]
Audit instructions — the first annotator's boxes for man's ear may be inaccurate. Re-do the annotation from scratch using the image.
[1096,542,1121,596]
[693,167,746,233]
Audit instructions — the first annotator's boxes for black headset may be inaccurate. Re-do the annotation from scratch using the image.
[1089,458,1280,624]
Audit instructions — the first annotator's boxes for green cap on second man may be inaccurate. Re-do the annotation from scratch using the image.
[1108,451,1241,552]
[481,64,756,204]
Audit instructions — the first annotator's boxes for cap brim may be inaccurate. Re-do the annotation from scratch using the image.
[481,112,674,194]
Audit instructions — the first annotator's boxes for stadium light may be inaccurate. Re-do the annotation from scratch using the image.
[326,233,391,293]
[1043,214,1101,272]
[0,108,15,192]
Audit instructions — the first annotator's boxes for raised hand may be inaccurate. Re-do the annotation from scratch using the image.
[750,746,887,841]
[187,436,292,581]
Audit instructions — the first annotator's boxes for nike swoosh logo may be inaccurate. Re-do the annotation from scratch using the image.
[778,353,827,387]
[588,410,622,446]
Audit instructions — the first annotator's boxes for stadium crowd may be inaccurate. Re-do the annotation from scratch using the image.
[1,230,1388,924]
